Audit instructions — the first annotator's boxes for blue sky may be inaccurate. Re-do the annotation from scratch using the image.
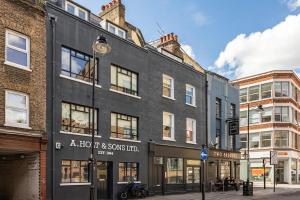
[74,0,300,79]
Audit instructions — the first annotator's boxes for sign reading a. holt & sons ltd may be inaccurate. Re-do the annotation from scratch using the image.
[69,139,140,156]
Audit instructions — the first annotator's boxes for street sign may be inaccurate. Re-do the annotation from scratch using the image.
[228,120,239,135]
[201,147,208,161]
[270,151,278,165]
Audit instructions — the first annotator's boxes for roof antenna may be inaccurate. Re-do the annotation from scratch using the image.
[156,22,165,36]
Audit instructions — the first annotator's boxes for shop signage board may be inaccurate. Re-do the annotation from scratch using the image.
[270,151,278,165]
[228,120,239,135]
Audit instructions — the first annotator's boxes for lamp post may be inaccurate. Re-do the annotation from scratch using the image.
[90,35,111,200]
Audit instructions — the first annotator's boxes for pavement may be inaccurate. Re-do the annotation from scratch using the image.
[140,186,300,200]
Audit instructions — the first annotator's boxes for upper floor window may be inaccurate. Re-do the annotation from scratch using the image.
[249,133,260,148]
[61,102,98,135]
[249,110,260,124]
[249,85,260,101]
[107,22,126,39]
[65,1,88,20]
[216,98,221,118]
[240,134,247,149]
[186,84,196,106]
[119,162,138,182]
[5,90,29,128]
[240,88,247,103]
[61,160,88,183]
[240,110,247,126]
[111,65,138,96]
[163,74,174,99]
[261,131,272,148]
[163,112,175,140]
[261,82,272,99]
[275,106,289,122]
[61,47,97,83]
[274,130,289,148]
[275,81,289,97]
[5,30,30,69]
[229,103,236,118]
[261,107,272,123]
[186,118,196,144]
[111,113,138,141]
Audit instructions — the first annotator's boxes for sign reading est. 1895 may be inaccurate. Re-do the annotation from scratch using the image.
[69,139,140,156]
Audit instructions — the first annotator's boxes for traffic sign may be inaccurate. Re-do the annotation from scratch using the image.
[270,151,278,165]
[201,147,208,161]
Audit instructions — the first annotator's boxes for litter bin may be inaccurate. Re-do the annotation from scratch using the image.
[243,181,253,196]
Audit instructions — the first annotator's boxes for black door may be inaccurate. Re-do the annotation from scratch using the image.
[152,157,164,194]
[97,162,112,200]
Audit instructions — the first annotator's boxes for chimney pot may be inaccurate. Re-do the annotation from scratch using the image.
[105,5,109,9]
[160,37,164,43]
[167,34,171,41]
[101,5,106,11]
[163,36,167,42]
[109,2,113,7]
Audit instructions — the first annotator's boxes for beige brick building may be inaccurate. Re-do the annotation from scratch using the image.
[0,0,47,199]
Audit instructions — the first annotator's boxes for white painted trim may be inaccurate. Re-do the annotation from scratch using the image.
[109,88,141,99]
[65,1,88,21]
[60,182,91,186]
[60,131,102,138]
[186,103,197,108]
[60,74,102,88]
[162,138,176,142]
[186,141,197,145]
[239,80,274,89]
[4,61,32,72]
[109,137,141,143]
[162,95,176,101]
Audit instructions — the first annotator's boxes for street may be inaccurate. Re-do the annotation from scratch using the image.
[141,187,300,200]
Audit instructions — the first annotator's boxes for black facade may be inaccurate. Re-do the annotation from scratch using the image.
[46,1,206,200]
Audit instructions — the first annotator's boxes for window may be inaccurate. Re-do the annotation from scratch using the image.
[163,112,175,140]
[274,130,289,147]
[61,160,88,183]
[65,1,88,20]
[261,107,272,123]
[61,102,97,135]
[275,106,289,122]
[229,103,236,118]
[275,82,289,97]
[292,132,297,149]
[5,30,30,68]
[240,110,247,126]
[261,82,272,99]
[111,65,138,96]
[107,22,126,39]
[5,91,29,128]
[61,47,97,83]
[111,113,138,140]
[249,85,260,101]
[261,131,271,147]
[186,118,196,143]
[119,162,138,182]
[240,134,247,149]
[249,110,260,124]
[220,161,230,179]
[163,74,174,99]
[292,83,297,101]
[240,88,247,103]
[216,118,221,149]
[250,133,260,148]
[216,98,221,118]
[186,84,196,106]
[166,158,183,184]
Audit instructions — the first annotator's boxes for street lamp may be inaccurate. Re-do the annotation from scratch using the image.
[90,35,111,200]
[244,103,264,196]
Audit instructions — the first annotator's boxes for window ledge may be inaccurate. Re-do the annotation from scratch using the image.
[163,138,176,142]
[186,141,197,145]
[186,103,197,108]
[60,131,102,138]
[4,123,32,130]
[60,74,102,88]
[162,96,176,101]
[60,182,91,186]
[109,88,141,99]
[109,137,141,143]
[117,181,141,185]
[4,61,31,72]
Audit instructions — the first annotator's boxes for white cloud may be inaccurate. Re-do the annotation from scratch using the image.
[287,0,300,11]
[192,12,207,27]
[181,44,196,59]
[214,14,300,79]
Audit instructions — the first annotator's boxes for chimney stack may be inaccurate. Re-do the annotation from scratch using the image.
[100,0,125,27]
[158,33,182,59]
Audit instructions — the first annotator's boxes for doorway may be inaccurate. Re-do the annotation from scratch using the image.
[97,161,113,200]
[276,161,285,183]
[152,157,164,194]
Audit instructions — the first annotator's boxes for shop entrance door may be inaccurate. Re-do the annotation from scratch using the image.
[276,161,285,183]
[186,166,200,191]
[97,162,113,200]
[153,157,164,194]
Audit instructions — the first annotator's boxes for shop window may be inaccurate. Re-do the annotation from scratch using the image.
[240,110,247,126]
[186,166,200,184]
[275,106,289,122]
[261,107,272,123]
[249,110,260,124]
[240,88,247,103]
[249,133,260,148]
[163,112,175,140]
[61,47,97,83]
[65,1,88,20]
[220,161,230,179]
[166,158,183,184]
[186,118,196,143]
[111,113,138,140]
[261,82,272,99]
[275,81,289,97]
[61,102,97,135]
[251,167,271,182]
[274,130,289,148]
[186,84,196,106]
[118,162,138,182]
[5,90,29,128]
[292,159,297,183]
[61,160,88,183]
[249,85,260,101]
[5,30,30,69]
[162,74,174,99]
[261,131,271,147]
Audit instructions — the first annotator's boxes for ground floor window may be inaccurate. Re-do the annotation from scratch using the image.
[61,160,88,183]
[166,158,183,184]
[250,167,271,182]
[220,161,231,179]
[118,162,138,182]
[186,160,200,184]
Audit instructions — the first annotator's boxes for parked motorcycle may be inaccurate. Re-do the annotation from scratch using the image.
[119,181,149,199]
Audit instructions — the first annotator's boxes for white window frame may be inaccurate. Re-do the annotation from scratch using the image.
[5,29,30,70]
[186,84,196,107]
[107,22,126,39]
[186,118,196,144]
[5,90,30,128]
[163,112,175,141]
[65,1,88,20]
[162,74,175,100]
